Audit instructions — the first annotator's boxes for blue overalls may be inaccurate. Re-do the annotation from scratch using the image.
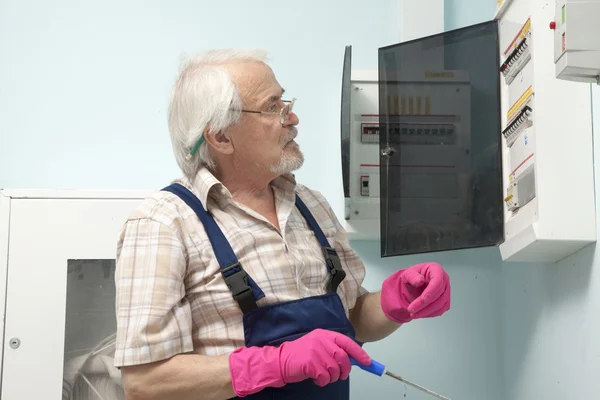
[162,183,356,400]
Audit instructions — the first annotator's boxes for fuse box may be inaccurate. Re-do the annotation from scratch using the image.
[339,0,596,260]
[495,0,596,262]
[551,0,600,83]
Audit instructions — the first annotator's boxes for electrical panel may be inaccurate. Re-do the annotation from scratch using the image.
[552,0,600,83]
[341,22,506,256]
[494,0,596,262]
[341,0,596,262]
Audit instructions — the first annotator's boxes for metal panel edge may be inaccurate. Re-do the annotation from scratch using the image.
[0,192,11,388]
[0,189,155,200]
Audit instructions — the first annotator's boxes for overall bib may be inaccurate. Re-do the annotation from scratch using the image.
[162,184,356,400]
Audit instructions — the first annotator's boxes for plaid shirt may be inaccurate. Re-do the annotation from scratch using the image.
[113,168,367,367]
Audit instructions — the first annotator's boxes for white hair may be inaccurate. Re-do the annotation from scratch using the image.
[167,49,269,179]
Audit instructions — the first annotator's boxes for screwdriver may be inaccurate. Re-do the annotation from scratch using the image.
[350,357,451,400]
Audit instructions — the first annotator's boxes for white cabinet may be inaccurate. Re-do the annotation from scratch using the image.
[0,189,152,400]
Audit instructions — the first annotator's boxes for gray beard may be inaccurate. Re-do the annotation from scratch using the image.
[269,143,304,175]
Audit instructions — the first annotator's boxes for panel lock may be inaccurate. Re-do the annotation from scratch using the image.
[9,338,21,349]
[381,147,395,156]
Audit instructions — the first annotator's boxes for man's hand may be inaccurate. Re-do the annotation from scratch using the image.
[380,262,451,324]
[229,329,372,396]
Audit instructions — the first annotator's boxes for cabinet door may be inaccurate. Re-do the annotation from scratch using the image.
[1,197,142,399]
[378,21,504,257]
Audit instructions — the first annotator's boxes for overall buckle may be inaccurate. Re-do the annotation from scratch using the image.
[221,263,258,313]
[322,247,347,293]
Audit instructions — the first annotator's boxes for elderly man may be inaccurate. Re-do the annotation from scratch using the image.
[114,50,451,400]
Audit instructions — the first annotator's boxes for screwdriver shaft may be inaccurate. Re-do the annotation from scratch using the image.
[384,370,451,400]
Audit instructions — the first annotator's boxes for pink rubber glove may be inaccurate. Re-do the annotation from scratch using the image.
[381,262,451,324]
[229,329,371,397]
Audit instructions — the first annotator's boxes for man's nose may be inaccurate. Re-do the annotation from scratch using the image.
[284,111,299,126]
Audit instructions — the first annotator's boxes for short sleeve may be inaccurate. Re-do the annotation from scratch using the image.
[113,218,194,367]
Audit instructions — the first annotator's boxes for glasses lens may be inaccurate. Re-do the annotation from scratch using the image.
[280,105,289,124]
[279,99,296,124]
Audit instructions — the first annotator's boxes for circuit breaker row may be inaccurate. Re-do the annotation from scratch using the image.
[361,123,456,145]
[502,19,536,213]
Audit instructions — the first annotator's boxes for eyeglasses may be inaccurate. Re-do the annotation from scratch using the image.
[237,98,296,124]
[186,98,296,160]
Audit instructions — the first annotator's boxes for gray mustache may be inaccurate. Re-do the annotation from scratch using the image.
[287,127,298,142]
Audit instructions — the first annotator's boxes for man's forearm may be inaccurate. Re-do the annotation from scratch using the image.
[121,353,235,400]
[350,292,401,342]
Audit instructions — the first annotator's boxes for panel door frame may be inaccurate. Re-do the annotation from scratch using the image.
[0,192,12,389]
[0,189,152,399]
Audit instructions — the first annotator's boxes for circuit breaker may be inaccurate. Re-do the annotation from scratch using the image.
[498,16,540,222]
[505,162,535,212]
[360,175,370,196]
[360,123,380,144]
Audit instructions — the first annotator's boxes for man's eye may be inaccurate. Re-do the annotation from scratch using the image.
[268,104,278,112]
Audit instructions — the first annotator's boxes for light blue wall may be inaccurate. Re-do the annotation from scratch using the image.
[351,3,506,399]
[445,1,600,399]
[0,0,398,218]
[8,1,598,400]
[501,86,600,400]
[349,243,504,400]
[0,1,509,399]
[0,1,506,399]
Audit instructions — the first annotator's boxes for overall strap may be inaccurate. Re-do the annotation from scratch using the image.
[162,183,265,313]
[294,194,347,293]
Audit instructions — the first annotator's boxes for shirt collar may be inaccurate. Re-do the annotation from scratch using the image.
[189,167,224,211]
[188,167,298,211]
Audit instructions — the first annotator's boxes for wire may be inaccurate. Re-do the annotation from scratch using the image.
[80,374,106,400]
[63,333,123,400]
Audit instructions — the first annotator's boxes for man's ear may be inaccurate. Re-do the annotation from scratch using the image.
[204,126,234,155]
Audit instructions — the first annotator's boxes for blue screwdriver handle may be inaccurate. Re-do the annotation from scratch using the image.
[350,357,386,376]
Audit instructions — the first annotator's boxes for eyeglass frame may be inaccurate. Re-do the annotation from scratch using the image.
[186,98,296,160]
[235,98,296,125]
